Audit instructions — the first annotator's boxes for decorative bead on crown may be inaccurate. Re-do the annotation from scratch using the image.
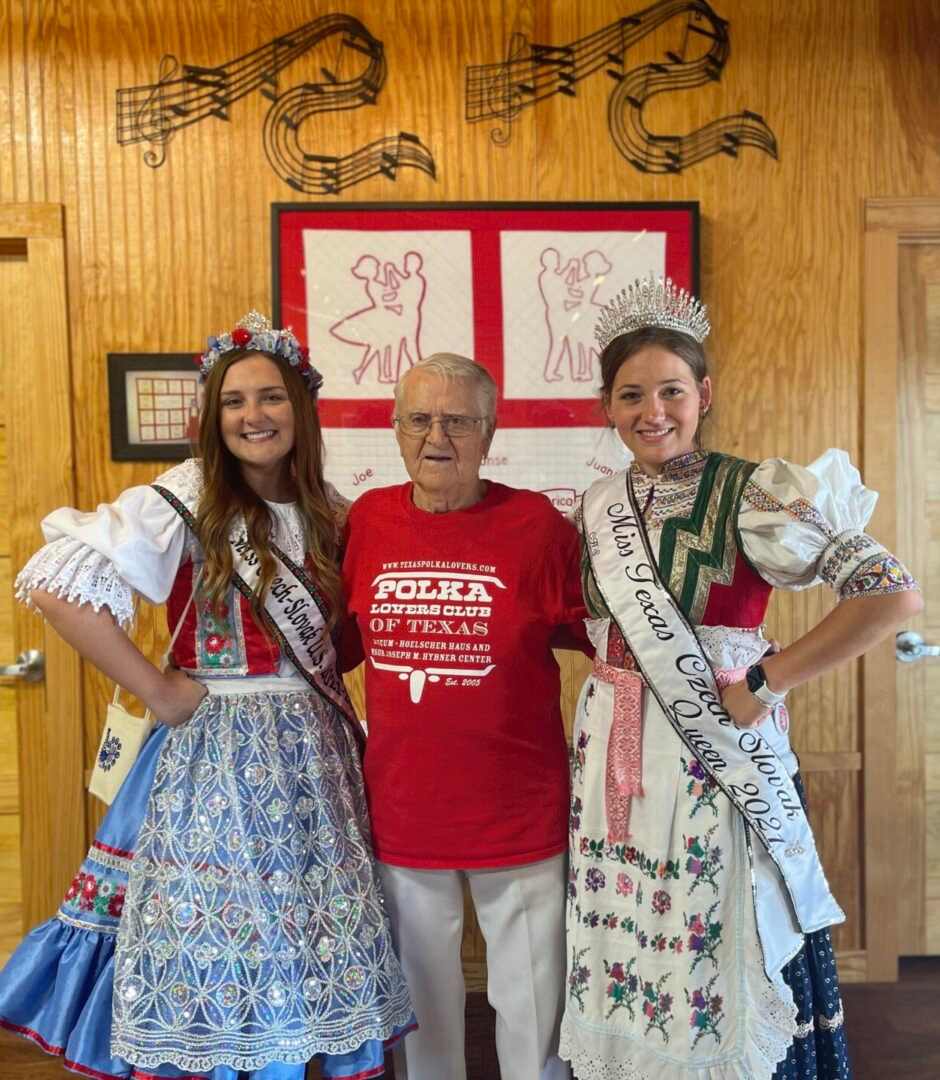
[594,274,710,350]
[196,311,323,398]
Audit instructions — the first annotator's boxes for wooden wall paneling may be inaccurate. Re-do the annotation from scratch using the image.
[0,0,937,977]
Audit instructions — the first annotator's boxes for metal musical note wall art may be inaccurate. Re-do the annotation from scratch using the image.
[465,0,777,174]
[116,14,436,195]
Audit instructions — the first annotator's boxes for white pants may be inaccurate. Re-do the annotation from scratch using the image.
[378,855,571,1080]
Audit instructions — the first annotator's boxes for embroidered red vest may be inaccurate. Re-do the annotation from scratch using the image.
[165,556,281,676]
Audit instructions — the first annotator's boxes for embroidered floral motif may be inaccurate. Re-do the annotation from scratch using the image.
[649,932,684,953]
[571,730,590,781]
[64,871,127,918]
[743,483,836,539]
[570,795,583,832]
[568,946,592,1012]
[685,826,723,895]
[615,872,634,897]
[682,757,720,819]
[819,530,879,586]
[686,902,723,972]
[651,890,672,915]
[98,728,122,771]
[567,865,578,902]
[640,973,674,1040]
[840,553,918,598]
[687,973,725,1047]
[603,957,639,1020]
[579,908,684,958]
[198,600,236,668]
[585,867,606,893]
[580,834,681,881]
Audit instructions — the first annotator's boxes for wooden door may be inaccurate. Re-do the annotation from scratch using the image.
[0,204,84,952]
[896,243,940,955]
[864,198,940,976]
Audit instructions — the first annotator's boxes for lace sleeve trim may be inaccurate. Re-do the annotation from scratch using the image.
[15,537,136,628]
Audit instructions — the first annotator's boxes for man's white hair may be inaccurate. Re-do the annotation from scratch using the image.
[394,353,497,427]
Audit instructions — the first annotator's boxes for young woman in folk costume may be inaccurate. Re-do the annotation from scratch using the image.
[559,277,922,1080]
[0,312,414,1079]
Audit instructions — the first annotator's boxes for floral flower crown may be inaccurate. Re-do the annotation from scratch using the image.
[195,310,323,399]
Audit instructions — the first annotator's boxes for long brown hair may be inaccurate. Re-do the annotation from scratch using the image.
[195,348,342,628]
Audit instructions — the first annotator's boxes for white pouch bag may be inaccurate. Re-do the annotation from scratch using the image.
[88,578,198,805]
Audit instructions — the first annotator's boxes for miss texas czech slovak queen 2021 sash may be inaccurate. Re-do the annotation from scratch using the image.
[581,469,844,935]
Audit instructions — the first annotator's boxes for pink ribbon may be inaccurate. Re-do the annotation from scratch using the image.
[594,656,749,843]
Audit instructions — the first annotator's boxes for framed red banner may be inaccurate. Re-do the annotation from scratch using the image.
[272,201,698,498]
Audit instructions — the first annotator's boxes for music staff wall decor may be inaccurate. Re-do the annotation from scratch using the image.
[116,14,436,195]
[465,0,777,174]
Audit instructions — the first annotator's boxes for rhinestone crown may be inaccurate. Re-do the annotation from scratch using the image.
[594,274,711,349]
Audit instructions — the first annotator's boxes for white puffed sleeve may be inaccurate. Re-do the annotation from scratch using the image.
[14,459,202,627]
[738,449,918,600]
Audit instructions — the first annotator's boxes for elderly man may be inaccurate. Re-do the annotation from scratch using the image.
[342,354,587,1080]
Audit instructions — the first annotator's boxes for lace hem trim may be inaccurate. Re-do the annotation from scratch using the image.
[16,538,135,628]
[86,843,134,875]
[559,959,795,1080]
[793,1004,845,1038]
[56,909,119,935]
[820,1006,845,1031]
[111,999,415,1070]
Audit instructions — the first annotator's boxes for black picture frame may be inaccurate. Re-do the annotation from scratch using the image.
[107,353,202,462]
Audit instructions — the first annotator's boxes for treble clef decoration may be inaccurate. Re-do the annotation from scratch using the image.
[465,0,776,174]
[116,14,436,195]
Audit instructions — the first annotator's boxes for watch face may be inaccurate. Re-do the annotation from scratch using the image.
[746,664,765,693]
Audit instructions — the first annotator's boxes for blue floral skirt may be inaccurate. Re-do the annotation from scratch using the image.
[0,690,415,1078]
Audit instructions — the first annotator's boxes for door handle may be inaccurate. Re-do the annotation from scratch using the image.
[0,648,45,682]
[896,631,940,664]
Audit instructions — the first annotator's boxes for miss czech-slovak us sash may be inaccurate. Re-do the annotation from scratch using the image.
[153,481,364,753]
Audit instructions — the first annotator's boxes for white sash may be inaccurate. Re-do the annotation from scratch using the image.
[582,469,844,934]
[153,482,364,752]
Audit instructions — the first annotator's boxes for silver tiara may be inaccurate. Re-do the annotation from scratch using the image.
[594,274,710,349]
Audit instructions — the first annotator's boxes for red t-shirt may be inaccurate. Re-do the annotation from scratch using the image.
[342,482,588,869]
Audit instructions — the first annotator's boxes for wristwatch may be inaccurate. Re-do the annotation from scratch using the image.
[745,663,787,708]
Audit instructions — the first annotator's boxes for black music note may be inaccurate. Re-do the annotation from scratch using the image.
[117,13,436,193]
[465,0,778,175]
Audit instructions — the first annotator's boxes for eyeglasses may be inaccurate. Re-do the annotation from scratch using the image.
[393,413,488,438]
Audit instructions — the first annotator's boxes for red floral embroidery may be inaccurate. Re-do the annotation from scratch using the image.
[205,633,225,654]
[63,871,127,920]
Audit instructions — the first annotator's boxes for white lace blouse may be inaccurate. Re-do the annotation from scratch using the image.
[14,459,350,630]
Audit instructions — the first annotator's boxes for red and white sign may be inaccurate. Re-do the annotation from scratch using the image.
[275,203,698,499]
